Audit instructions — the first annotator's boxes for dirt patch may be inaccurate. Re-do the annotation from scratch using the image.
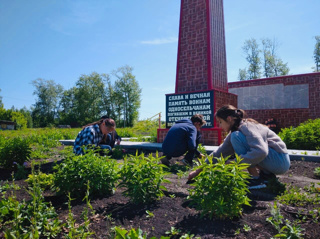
[1,151,320,239]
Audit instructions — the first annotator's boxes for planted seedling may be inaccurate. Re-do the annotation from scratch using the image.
[188,154,251,219]
[314,167,320,178]
[118,152,170,204]
[266,202,304,239]
[146,210,155,218]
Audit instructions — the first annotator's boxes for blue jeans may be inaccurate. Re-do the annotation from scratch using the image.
[230,131,290,175]
[98,144,112,156]
[99,144,112,151]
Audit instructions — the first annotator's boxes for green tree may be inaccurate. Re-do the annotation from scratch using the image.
[11,111,28,129]
[313,35,320,72]
[31,78,64,127]
[239,38,289,81]
[19,107,33,128]
[58,67,140,127]
[261,38,276,78]
[113,66,141,127]
[73,72,108,126]
[238,68,248,81]
[0,107,9,121]
[0,88,3,108]
[261,38,289,77]
[274,58,289,76]
[59,87,78,126]
[242,38,261,79]
[104,77,120,122]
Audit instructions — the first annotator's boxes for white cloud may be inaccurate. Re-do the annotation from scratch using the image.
[140,37,178,45]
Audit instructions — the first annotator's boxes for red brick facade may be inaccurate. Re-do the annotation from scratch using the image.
[208,0,228,91]
[228,72,320,129]
[175,0,228,93]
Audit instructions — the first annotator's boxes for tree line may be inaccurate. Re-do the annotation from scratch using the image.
[0,65,142,128]
[238,36,320,80]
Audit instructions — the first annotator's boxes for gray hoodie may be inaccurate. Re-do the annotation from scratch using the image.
[211,120,288,165]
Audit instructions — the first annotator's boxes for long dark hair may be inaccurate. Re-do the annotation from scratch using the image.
[215,105,257,132]
[100,115,117,142]
[82,118,116,129]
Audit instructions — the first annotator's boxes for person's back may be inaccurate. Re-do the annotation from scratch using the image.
[162,119,197,157]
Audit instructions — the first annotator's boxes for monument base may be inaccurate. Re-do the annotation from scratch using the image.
[157,127,224,146]
[159,89,237,146]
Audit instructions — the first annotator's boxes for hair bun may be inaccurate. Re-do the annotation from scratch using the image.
[236,109,244,119]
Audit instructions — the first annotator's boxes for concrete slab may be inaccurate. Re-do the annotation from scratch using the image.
[59,140,320,162]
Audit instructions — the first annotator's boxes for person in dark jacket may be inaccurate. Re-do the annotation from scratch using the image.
[162,114,206,166]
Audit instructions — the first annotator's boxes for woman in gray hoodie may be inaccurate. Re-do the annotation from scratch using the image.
[188,105,290,188]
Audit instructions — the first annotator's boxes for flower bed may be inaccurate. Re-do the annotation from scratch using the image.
[0,146,320,238]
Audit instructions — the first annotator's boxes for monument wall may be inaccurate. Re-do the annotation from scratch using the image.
[228,72,320,129]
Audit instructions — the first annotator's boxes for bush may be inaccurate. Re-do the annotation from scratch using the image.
[188,155,251,219]
[26,172,54,191]
[116,127,135,137]
[118,152,170,204]
[132,119,164,137]
[27,128,67,147]
[279,118,320,150]
[0,137,31,169]
[11,111,28,129]
[53,151,119,198]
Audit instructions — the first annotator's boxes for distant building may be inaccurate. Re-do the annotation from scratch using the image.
[0,120,16,130]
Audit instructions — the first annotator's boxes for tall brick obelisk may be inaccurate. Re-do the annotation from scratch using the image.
[176,0,228,92]
[158,0,237,146]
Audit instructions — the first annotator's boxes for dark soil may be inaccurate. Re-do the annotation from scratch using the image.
[1,148,320,239]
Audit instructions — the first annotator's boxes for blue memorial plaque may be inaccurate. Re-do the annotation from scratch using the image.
[166,90,214,128]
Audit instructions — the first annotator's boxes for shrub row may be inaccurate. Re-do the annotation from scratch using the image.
[52,152,251,219]
[279,118,320,150]
[52,152,170,205]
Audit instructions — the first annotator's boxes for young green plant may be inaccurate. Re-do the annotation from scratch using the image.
[118,152,170,204]
[188,154,251,219]
[53,151,119,198]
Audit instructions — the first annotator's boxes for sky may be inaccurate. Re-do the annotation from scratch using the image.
[0,0,319,120]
